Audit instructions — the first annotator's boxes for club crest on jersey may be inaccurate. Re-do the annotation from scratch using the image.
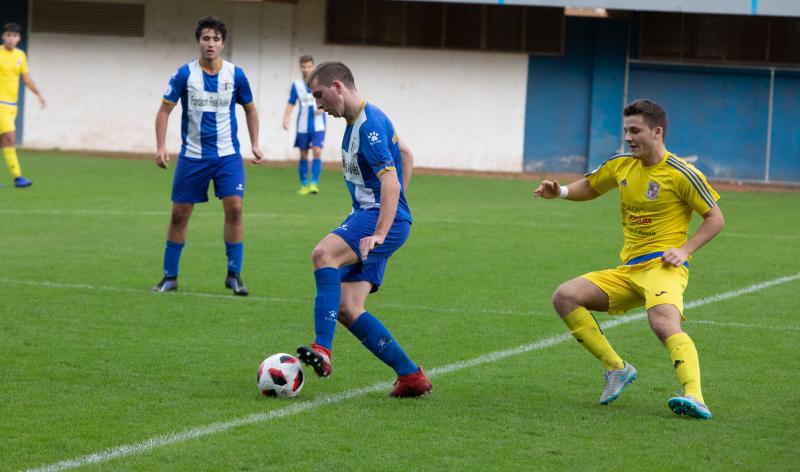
[646,181,660,200]
[620,179,627,187]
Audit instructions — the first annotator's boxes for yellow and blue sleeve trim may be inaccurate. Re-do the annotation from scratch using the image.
[376,166,396,177]
[666,156,717,209]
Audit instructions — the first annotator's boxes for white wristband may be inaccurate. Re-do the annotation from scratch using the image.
[559,185,569,199]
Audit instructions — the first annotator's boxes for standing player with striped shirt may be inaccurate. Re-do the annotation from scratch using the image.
[535,99,725,419]
[282,55,325,195]
[152,16,263,295]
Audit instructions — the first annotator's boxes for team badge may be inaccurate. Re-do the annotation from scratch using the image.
[646,181,660,200]
[620,178,627,187]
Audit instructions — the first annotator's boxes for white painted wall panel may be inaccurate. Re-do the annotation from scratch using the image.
[23,0,528,172]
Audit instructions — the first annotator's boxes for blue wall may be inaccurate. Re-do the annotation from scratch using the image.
[524,18,627,173]
[628,64,771,180]
[771,70,800,183]
[524,15,800,184]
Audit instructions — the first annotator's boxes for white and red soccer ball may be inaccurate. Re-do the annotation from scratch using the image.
[257,353,304,398]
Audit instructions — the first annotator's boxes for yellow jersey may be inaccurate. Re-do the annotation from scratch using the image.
[586,151,720,264]
[0,47,28,106]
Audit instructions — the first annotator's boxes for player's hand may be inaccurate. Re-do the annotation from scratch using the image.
[155,148,169,169]
[534,180,560,199]
[282,117,289,130]
[38,96,46,109]
[662,247,690,267]
[251,146,264,165]
[359,235,385,261]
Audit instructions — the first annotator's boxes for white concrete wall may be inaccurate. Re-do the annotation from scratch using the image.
[23,0,528,172]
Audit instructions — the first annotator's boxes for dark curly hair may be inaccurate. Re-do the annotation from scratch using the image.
[195,16,226,42]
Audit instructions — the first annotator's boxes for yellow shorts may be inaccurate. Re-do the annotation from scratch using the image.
[581,258,689,319]
[0,106,17,134]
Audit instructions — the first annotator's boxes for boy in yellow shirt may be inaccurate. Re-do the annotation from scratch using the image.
[0,22,46,188]
[535,99,724,419]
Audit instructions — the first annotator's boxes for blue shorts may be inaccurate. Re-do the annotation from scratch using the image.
[332,209,411,292]
[172,154,245,204]
[294,131,325,149]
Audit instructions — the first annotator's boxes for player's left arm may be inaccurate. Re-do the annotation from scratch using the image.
[360,170,400,261]
[663,205,725,267]
[243,102,263,164]
[398,139,413,191]
[21,73,45,108]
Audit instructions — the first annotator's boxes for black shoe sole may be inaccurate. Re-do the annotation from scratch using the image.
[225,280,249,296]
[296,346,330,377]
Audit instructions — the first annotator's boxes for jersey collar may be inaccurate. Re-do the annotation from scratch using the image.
[347,100,367,125]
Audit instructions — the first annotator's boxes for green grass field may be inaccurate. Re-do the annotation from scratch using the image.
[2,152,799,471]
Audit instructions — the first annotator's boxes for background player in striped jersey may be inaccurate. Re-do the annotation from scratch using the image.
[295,61,431,397]
[0,22,46,188]
[283,55,325,195]
[152,16,263,296]
[534,99,724,419]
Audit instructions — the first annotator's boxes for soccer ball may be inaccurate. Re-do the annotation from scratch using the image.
[257,353,304,398]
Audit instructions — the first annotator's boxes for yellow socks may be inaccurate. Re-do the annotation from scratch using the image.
[562,307,625,370]
[665,332,704,403]
[3,147,21,178]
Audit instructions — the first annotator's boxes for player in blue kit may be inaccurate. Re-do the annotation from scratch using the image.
[296,62,431,397]
[282,55,325,195]
[152,16,263,295]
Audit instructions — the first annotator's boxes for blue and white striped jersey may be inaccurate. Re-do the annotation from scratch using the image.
[288,78,325,134]
[163,59,253,159]
[341,102,411,223]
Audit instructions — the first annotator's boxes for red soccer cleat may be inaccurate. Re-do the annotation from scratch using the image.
[296,343,332,377]
[391,367,432,397]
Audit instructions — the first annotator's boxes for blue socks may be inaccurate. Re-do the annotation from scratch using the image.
[298,159,309,186]
[311,158,322,185]
[163,240,184,278]
[348,312,418,376]
[313,267,341,350]
[225,241,243,275]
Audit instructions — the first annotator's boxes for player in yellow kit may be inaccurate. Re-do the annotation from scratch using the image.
[534,99,725,419]
[0,22,46,188]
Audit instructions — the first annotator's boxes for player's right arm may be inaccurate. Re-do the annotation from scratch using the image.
[534,178,599,201]
[155,100,176,169]
[282,103,294,130]
[398,139,413,191]
[283,83,298,130]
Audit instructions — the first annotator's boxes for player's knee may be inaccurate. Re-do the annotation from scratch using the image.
[170,207,191,226]
[224,202,243,222]
[311,245,330,267]
[337,305,358,327]
[552,282,580,315]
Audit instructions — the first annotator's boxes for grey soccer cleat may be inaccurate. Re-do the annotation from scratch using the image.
[152,277,178,292]
[225,273,249,296]
[668,395,713,419]
[599,362,637,405]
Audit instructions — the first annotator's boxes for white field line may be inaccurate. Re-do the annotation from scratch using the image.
[10,207,800,238]
[687,319,800,331]
[24,272,800,472]
[0,278,541,317]
[5,208,798,239]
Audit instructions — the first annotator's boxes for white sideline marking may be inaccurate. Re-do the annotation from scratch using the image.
[688,319,800,332]
[24,272,800,472]
[0,278,541,317]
